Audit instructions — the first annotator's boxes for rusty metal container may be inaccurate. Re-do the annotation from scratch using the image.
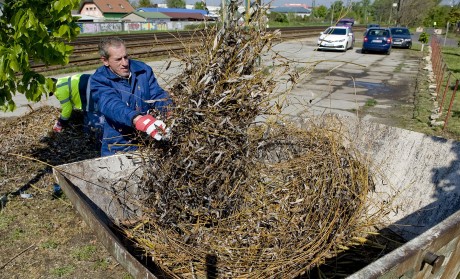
[53,118,460,279]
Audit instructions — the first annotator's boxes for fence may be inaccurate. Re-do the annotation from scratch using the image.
[430,35,459,132]
[76,21,200,34]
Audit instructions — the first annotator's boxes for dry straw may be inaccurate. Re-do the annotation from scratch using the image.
[124,1,384,277]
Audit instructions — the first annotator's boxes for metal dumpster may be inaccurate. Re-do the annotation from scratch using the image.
[53,118,460,279]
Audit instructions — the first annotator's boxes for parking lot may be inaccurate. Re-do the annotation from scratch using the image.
[264,36,422,126]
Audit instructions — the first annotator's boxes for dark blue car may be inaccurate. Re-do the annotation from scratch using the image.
[390,27,412,49]
[362,28,392,55]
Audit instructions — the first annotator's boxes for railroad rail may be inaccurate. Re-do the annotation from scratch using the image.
[32,26,365,73]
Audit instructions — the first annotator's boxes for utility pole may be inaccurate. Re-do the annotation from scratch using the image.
[311,0,316,16]
[330,4,334,26]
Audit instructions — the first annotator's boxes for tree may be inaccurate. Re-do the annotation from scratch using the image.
[328,1,346,24]
[396,0,439,27]
[418,31,429,51]
[194,1,206,10]
[166,0,186,8]
[313,5,328,19]
[423,5,451,28]
[138,0,152,7]
[372,0,392,24]
[267,11,288,23]
[0,0,80,112]
[448,7,460,25]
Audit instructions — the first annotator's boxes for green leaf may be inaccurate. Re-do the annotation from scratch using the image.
[9,55,19,72]
[58,25,70,37]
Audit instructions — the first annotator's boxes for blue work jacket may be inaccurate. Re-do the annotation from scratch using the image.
[90,60,172,156]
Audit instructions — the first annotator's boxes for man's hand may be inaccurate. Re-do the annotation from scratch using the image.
[135,115,167,140]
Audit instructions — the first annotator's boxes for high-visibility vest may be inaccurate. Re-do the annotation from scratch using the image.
[55,74,92,120]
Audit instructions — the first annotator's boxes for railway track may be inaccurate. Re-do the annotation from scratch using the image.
[32,26,365,73]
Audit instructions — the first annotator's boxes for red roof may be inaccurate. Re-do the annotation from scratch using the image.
[80,0,134,14]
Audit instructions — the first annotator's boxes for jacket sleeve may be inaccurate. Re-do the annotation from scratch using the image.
[91,75,140,127]
[55,77,73,120]
[60,102,73,120]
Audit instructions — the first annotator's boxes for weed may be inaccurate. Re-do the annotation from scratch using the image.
[92,258,110,270]
[364,99,377,107]
[0,214,13,229]
[394,63,404,73]
[72,245,97,261]
[12,228,24,240]
[41,240,59,249]
[51,265,75,277]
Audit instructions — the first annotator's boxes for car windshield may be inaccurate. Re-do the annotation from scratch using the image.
[368,29,389,37]
[325,28,347,35]
[391,28,410,35]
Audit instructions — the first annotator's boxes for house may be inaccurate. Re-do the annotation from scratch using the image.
[136,7,208,16]
[79,0,134,21]
[134,8,214,22]
[270,6,312,18]
[122,11,171,22]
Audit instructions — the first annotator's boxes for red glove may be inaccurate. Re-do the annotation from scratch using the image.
[53,120,63,133]
[135,115,166,140]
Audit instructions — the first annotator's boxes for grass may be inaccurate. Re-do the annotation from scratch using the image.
[41,240,59,249]
[51,265,76,277]
[72,245,97,261]
[436,45,460,138]
[364,98,377,107]
[442,46,460,75]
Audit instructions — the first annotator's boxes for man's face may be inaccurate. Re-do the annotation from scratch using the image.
[102,44,130,78]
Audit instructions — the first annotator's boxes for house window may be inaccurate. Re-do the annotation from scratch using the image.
[107,4,112,9]
[120,4,124,9]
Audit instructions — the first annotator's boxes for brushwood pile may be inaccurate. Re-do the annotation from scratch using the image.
[123,1,382,278]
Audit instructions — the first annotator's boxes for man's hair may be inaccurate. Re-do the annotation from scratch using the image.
[98,37,125,58]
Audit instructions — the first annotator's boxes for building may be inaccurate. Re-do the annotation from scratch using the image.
[122,11,171,22]
[136,7,208,16]
[79,0,134,21]
[270,5,312,18]
[134,8,215,21]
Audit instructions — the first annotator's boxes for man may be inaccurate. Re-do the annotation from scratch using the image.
[52,74,104,137]
[90,37,173,157]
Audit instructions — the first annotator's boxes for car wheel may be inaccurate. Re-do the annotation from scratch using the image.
[362,49,366,54]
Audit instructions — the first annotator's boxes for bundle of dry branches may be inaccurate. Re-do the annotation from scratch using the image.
[123,1,381,277]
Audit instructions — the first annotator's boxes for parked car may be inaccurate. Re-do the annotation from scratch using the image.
[336,18,354,27]
[317,26,354,52]
[390,27,412,49]
[366,23,380,29]
[362,28,392,55]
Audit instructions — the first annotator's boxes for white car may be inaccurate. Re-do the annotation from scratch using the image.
[317,26,354,51]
